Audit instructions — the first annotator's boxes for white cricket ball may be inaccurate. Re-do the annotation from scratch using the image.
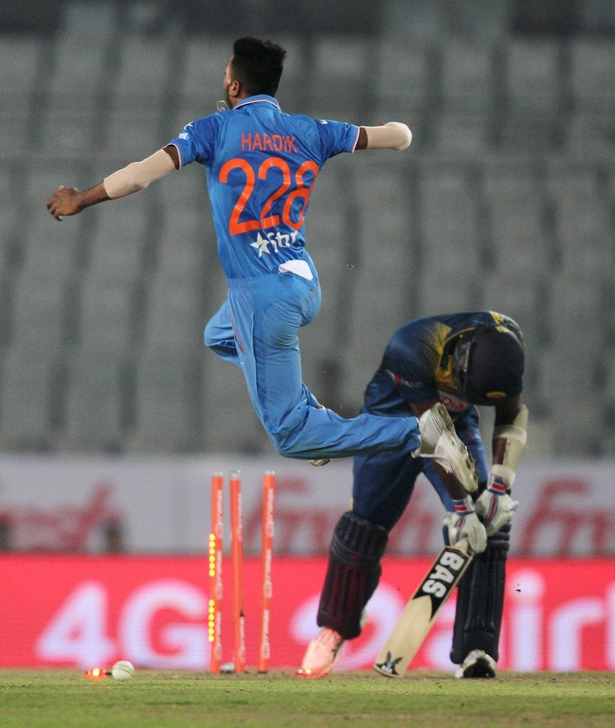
[111,660,135,681]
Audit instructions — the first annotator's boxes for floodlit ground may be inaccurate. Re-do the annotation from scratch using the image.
[0,670,614,727]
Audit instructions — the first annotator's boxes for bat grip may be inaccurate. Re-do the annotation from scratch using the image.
[455,538,470,554]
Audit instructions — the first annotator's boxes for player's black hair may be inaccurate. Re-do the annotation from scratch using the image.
[231,37,286,97]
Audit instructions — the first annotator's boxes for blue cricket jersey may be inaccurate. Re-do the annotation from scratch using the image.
[169,95,360,279]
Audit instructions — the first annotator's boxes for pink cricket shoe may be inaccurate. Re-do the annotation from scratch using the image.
[295,627,344,678]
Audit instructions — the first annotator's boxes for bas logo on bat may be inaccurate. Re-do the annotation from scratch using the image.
[417,547,471,619]
[374,543,472,678]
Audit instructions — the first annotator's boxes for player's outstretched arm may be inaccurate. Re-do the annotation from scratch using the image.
[355,123,412,151]
[46,147,178,221]
[46,183,109,221]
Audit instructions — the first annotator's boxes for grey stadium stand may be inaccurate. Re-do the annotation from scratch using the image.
[2,0,615,458]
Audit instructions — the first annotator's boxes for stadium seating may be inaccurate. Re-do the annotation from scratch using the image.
[1,0,614,457]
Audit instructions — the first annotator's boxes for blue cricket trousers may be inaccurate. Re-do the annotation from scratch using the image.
[204,265,420,459]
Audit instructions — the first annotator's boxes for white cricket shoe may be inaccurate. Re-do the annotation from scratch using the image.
[295,627,344,678]
[454,649,497,679]
[416,403,479,493]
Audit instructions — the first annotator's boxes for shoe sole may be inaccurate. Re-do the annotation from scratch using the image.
[424,404,478,492]
[418,403,447,455]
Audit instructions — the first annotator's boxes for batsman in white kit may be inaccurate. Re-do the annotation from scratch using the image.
[297,312,528,679]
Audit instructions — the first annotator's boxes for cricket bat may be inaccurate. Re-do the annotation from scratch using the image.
[373,541,472,678]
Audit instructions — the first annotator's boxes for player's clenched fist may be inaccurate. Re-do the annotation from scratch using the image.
[475,482,519,536]
[443,511,487,555]
[46,186,83,221]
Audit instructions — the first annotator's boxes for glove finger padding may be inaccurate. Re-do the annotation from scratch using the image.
[475,489,519,536]
[443,511,487,555]
[443,511,460,546]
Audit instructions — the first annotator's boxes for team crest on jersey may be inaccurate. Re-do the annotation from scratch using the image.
[250,230,299,257]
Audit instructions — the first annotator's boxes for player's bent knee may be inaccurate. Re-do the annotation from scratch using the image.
[487,522,511,550]
[268,429,306,458]
[269,435,294,458]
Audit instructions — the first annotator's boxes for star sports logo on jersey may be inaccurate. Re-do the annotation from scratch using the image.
[250,230,299,257]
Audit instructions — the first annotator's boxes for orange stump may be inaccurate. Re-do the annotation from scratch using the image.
[209,472,224,673]
[258,471,275,673]
[230,471,246,673]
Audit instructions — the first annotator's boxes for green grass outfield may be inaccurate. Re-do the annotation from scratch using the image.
[1,669,614,728]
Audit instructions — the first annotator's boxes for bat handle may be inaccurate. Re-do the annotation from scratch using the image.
[455,538,470,554]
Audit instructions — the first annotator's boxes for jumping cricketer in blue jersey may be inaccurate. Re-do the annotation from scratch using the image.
[46,38,477,484]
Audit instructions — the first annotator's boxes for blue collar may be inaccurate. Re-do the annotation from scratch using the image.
[234,95,281,111]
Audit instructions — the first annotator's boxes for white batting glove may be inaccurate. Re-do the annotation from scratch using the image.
[443,498,487,555]
[475,474,519,536]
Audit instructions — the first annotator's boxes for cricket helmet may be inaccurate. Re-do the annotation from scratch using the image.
[451,324,524,405]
